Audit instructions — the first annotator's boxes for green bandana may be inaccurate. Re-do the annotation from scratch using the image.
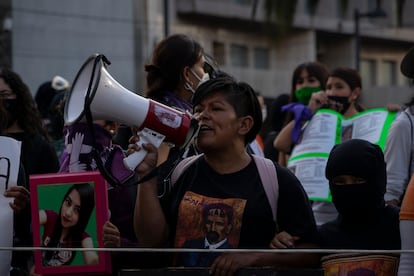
[294,86,322,105]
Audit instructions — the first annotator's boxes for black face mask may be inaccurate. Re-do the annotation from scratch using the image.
[326,139,386,224]
[3,99,18,127]
[330,182,384,222]
[327,96,350,114]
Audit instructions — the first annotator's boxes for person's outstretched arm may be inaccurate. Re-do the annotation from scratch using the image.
[81,236,99,264]
[273,121,295,154]
[274,91,328,154]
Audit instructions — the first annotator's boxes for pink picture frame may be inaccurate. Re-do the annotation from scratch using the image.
[30,171,111,275]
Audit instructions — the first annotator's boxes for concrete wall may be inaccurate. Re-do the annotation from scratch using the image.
[12,0,136,95]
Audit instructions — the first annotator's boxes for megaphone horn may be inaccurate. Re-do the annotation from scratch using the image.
[64,54,196,170]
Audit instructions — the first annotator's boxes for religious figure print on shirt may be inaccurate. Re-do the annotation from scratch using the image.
[175,191,246,267]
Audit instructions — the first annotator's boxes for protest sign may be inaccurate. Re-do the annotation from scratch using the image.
[0,136,21,276]
[288,108,396,201]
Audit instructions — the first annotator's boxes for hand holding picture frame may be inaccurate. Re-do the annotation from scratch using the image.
[30,171,111,275]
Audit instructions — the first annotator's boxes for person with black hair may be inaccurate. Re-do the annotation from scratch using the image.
[274,66,361,157]
[0,98,31,276]
[131,76,318,275]
[141,34,215,199]
[34,76,69,159]
[319,139,400,250]
[272,139,400,274]
[273,62,329,166]
[274,67,366,225]
[39,183,98,267]
[0,68,60,179]
[0,68,59,275]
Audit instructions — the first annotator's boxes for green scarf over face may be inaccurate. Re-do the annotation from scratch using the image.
[294,86,322,104]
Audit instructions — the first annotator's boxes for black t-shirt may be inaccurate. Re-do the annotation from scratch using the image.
[162,156,317,250]
[6,132,60,179]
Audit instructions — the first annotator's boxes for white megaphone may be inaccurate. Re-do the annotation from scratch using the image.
[64,54,198,171]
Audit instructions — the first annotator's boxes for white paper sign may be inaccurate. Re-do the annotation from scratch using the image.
[288,108,396,201]
[0,136,21,276]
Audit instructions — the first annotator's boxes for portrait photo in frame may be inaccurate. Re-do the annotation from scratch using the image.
[30,171,111,275]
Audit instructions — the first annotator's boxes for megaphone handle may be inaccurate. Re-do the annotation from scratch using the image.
[123,139,148,171]
[123,128,166,171]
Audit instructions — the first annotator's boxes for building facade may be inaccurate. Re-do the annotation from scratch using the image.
[1,0,414,107]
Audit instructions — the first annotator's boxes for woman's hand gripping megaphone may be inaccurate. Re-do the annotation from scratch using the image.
[123,110,200,172]
[125,133,160,178]
[123,128,166,171]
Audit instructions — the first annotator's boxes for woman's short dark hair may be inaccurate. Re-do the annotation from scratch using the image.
[192,75,262,144]
[329,67,365,112]
[329,67,362,91]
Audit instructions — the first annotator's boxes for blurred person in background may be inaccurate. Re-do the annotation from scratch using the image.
[0,68,60,179]
[273,62,329,166]
[274,67,365,225]
[0,68,59,275]
[35,75,70,159]
[385,46,414,206]
[262,93,289,163]
[142,34,212,197]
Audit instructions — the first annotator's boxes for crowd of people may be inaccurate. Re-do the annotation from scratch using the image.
[1,34,414,276]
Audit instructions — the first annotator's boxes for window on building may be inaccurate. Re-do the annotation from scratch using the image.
[367,0,377,12]
[360,59,377,87]
[335,0,347,18]
[213,41,226,66]
[381,60,397,86]
[230,44,248,67]
[305,0,318,15]
[253,47,270,69]
[233,0,252,5]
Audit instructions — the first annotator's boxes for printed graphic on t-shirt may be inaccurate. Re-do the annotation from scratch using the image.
[174,191,247,267]
[42,238,73,266]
